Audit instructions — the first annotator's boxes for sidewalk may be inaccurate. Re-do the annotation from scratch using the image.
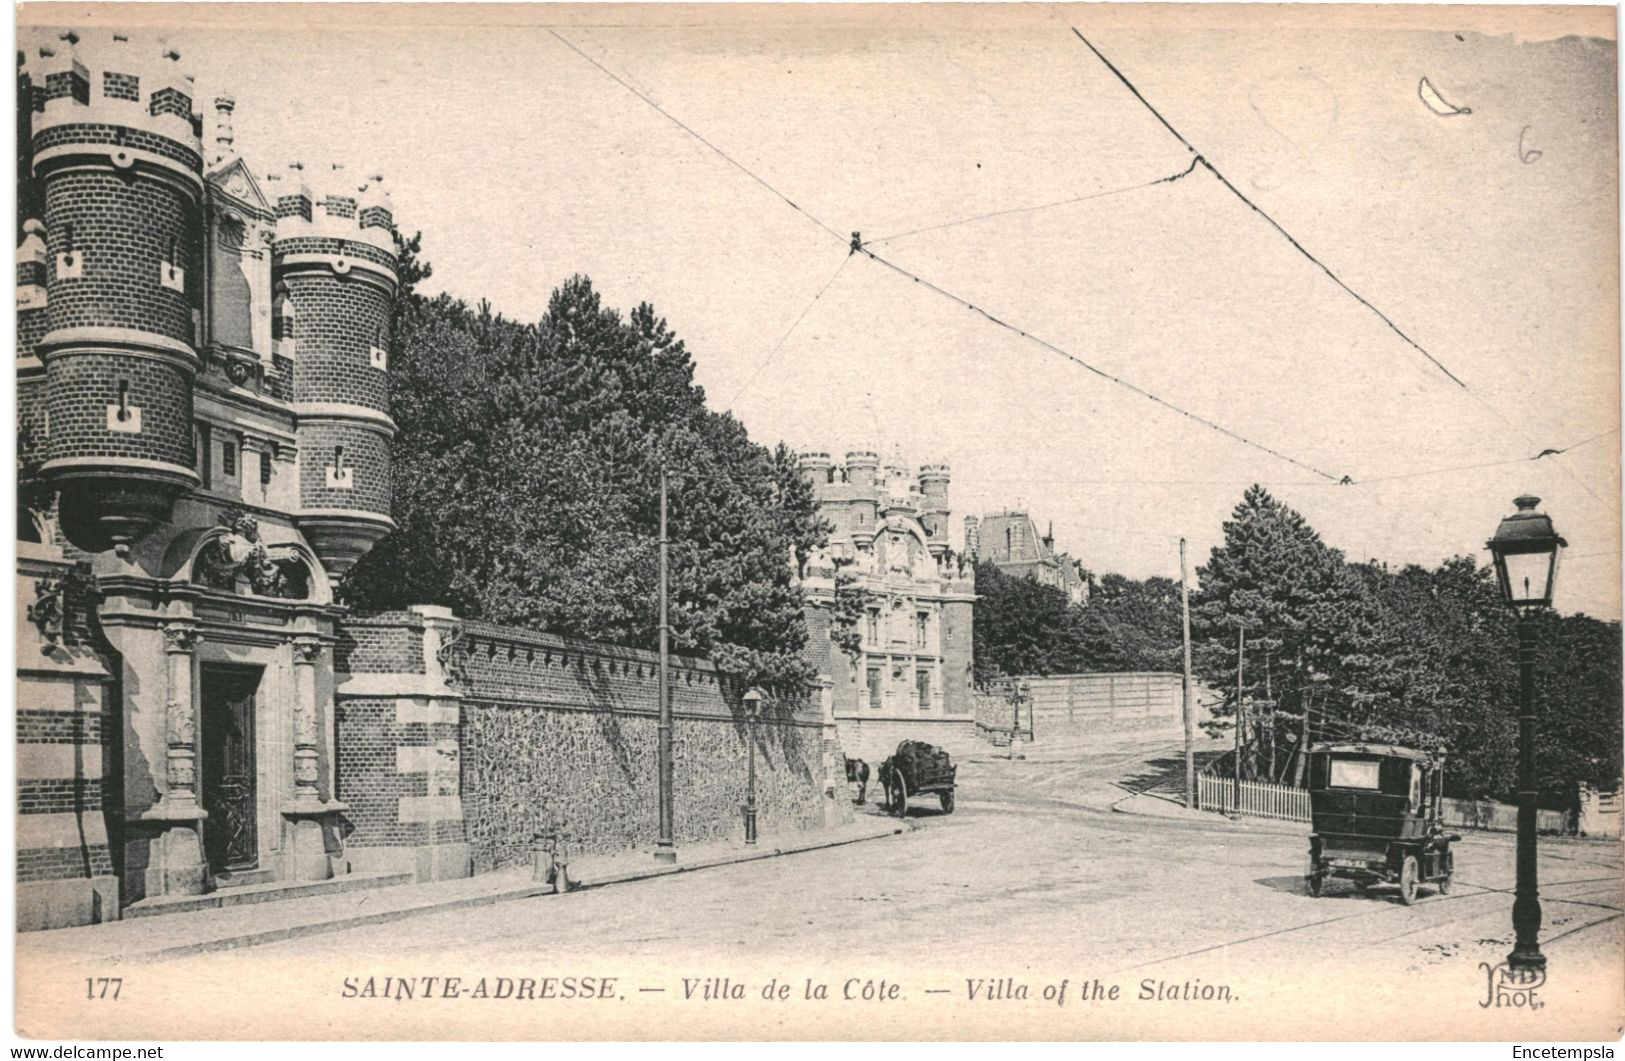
[19,815,912,967]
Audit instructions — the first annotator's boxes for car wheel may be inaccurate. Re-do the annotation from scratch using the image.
[1399,855,1419,905]
[939,791,954,814]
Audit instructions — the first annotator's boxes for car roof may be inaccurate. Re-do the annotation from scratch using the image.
[1310,742,1440,762]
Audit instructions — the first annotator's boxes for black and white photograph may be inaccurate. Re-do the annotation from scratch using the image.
[8,1,1623,1043]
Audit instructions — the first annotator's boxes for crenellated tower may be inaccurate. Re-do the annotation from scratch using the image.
[797,445,978,758]
[270,162,399,580]
[23,32,205,553]
[15,27,411,926]
[918,461,950,553]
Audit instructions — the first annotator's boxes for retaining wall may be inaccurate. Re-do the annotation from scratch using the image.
[335,607,850,877]
[1023,672,1212,738]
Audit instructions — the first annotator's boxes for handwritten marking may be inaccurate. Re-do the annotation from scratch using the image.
[1519,126,1543,164]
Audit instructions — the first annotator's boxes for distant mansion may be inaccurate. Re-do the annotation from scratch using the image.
[966,510,1089,605]
[798,449,977,759]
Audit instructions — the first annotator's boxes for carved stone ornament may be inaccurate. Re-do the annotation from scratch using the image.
[26,577,65,653]
[28,567,102,658]
[163,622,202,654]
[195,508,299,599]
[435,623,470,692]
[293,638,325,664]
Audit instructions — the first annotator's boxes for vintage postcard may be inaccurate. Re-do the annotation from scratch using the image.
[10,1,1622,1043]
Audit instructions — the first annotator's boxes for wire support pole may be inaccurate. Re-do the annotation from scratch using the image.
[655,463,676,863]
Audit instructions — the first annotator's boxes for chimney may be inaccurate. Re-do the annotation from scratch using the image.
[211,96,235,167]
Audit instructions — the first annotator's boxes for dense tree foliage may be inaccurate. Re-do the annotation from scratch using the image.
[971,560,1084,682]
[1192,486,1621,805]
[1077,573,1184,672]
[345,266,827,687]
[973,564,1188,682]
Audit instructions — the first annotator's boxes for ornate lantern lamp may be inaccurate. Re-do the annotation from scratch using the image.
[1485,495,1565,974]
[1487,495,1566,610]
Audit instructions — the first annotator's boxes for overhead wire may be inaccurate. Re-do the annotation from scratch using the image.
[1070,27,1609,507]
[1351,428,1620,485]
[548,30,848,246]
[1071,27,1466,389]
[864,157,1201,246]
[727,253,852,407]
[854,244,1348,483]
[555,24,1608,553]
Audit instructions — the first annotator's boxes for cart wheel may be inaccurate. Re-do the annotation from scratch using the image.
[1398,855,1419,905]
[893,774,909,818]
[939,791,955,814]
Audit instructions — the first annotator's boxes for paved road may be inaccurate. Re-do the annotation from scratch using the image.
[19,734,1623,1041]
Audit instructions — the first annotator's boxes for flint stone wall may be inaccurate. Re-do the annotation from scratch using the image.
[336,610,846,876]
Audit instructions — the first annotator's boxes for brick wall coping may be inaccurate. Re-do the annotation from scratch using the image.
[339,612,822,704]
[466,694,824,727]
[342,609,429,628]
[458,618,721,677]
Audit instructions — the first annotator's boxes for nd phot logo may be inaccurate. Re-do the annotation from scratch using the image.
[1479,961,1547,1010]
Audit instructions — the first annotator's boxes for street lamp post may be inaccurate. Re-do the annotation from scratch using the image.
[1010,681,1028,761]
[1486,495,1566,974]
[742,687,765,845]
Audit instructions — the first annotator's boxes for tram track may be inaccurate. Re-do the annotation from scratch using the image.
[1098,868,1623,974]
[965,740,1624,972]
[1360,876,1624,946]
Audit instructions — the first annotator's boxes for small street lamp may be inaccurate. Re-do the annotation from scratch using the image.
[1010,681,1029,761]
[1486,495,1566,973]
[742,687,765,845]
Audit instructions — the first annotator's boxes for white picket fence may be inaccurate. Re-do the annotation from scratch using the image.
[1194,773,1573,832]
[1197,772,1312,823]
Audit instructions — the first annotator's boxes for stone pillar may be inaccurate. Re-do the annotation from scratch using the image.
[282,635,341,881]
[331,605,470,883]
[818,676,849,826]
[15,543,121,929]
[291,636,322,804]
[140,620,210,897]
[161,622,203,809]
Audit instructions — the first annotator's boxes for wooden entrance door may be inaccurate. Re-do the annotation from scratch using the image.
[200,665,261,873]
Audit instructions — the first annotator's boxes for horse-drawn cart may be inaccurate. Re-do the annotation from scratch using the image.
[879,740,957,816]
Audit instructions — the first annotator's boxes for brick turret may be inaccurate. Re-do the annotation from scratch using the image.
[271,162,400,580]
[797,450,831,487]
[918,461,950,547]
[23,31,205,552]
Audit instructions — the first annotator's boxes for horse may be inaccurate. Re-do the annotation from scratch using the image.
[844,756,870,805]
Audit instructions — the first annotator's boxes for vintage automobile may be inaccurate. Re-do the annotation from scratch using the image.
[1305,742,1458,904]
[878,740,957,817]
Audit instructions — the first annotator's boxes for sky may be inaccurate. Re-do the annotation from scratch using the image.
[22,4,1620,618]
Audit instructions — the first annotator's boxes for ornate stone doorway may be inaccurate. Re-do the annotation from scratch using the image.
[200,664,262,874]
